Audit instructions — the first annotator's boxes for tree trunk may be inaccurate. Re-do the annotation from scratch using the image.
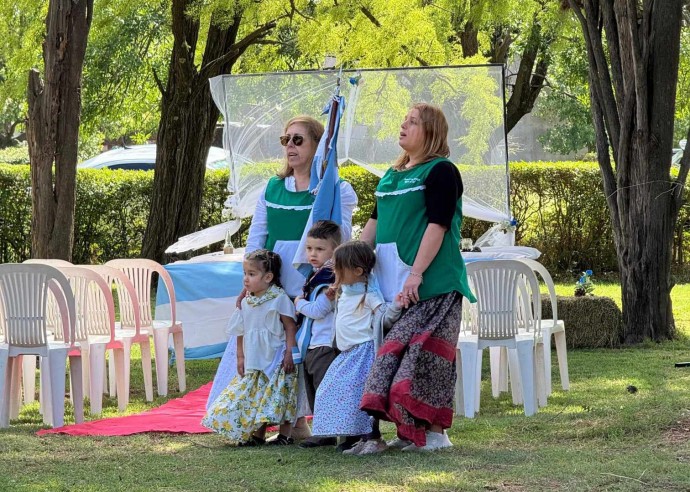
[569,0,689,342]
[142,1,276,262]
[26,0,94,260]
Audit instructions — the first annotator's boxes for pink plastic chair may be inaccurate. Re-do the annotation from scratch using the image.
[105,259,185,397]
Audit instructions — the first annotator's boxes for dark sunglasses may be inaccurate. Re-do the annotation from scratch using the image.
[279,134,305,146]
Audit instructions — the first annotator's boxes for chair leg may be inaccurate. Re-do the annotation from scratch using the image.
[22,355,37,404]
[40,357,51,425]
[507,349,523,405]
[47,350,68,428]
[475,349,483,414]
[9,356,22,420]
[535,342,547,408]
[140,341,154,402]
[0,350,9,427]
[489,347,503,398]
[69,355,84,424]
[542,329,553,397]
[515,340,537,417]
[112,348,128,412]
[152,328,170,397]
[498,347,509,393]
[108,349,117,397]
[89,345,107,415]
[172,331,186,393]
[458,342,478,418]
[454,349,464,416]
[554,331,570,391]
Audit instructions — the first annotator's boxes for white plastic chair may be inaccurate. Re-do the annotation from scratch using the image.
[84,265,154,407]
[20,258,73,405]
[489,260,569,401]
[105,259,185,397]
[0,264,84,428]
[456,260,543,418]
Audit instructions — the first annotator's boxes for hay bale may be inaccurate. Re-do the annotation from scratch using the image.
[540,295,623,349]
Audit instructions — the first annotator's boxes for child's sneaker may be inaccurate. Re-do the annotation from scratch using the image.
[386,437,413,449]
[342,440,368,455]
[355,438,388,455]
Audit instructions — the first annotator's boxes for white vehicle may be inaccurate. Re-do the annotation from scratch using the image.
[672,139,686,167]
[77,144,227,171]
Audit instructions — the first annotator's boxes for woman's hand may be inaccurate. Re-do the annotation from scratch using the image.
[399,272,422,308]
[282,350,295,374]
[294,295,304,307]
[236,287,247,309]
[237,355,245,377]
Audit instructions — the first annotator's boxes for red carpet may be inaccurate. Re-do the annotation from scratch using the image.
[37,383,213,436]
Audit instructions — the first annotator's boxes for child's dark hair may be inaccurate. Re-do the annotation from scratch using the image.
[244,249,282,288]
[307,220,342,248]
[333,241,376,308]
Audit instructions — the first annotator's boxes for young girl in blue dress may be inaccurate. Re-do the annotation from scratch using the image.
[202,249,298,446]
[311,240,403,453]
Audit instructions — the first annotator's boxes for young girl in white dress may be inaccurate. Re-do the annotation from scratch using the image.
[202,250,298,446]
[311,241,403,453]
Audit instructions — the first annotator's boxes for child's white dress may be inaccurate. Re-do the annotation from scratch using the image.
[202,285,298,442]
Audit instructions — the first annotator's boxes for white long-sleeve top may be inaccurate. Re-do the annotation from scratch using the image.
[295,291,335,348]
[246,176,358,253]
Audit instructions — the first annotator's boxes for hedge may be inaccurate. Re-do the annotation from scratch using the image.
[1,162,688,274]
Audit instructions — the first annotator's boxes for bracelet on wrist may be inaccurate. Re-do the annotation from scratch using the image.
[409,271,423,282]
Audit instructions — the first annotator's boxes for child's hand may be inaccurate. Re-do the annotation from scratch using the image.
[394,292,406,309]
[237,356,245,377]
[294,295,304,307]
[282,350,295,374]
[325,285,337,301]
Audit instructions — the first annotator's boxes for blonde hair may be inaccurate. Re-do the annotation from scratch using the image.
[393,103,450,170]
[276,115,324,179]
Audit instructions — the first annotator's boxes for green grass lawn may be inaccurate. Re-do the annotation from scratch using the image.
[1,284,690,491]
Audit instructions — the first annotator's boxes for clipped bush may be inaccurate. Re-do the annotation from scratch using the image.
[0,161,688,275]
[541,295,624,348]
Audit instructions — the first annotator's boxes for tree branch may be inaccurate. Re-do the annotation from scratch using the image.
[152,67,167,97]
[199,19,278,80]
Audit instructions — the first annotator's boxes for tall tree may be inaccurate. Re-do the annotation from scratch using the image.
[26,0,94,260]
[568,0,690,342]
[141,0,287,262]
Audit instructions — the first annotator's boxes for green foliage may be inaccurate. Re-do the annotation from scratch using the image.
[0,144,29,164]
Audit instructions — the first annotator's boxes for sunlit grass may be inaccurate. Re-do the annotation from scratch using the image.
[0,283,689,491]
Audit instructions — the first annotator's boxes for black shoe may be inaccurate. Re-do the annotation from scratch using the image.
[237,435,266,447]
[299,436,337,448]
[266,433,294,446]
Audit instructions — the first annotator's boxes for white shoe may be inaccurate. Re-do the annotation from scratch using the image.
[387,437,413,449]
[401,431,452,452]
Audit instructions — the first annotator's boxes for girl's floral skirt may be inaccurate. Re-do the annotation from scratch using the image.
[201,367,297,443]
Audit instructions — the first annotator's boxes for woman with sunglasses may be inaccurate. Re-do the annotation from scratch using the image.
[240,115,357,441]
[244,115,358,299]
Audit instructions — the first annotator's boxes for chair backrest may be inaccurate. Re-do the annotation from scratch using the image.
[60,266,116,342]
[85,265,142,335]
[517,259,558,322]
[24,259,74,267]
[0,264,76,347]
[465,260,541,340]
[105,259,176,326]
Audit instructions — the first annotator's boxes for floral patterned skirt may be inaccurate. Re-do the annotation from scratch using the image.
[202,367,297,443]
[360,292,462,447]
